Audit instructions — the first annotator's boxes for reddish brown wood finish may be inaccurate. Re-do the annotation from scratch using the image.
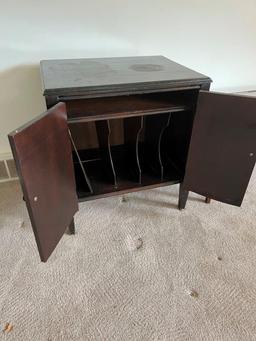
[65,92,193,123]
[8,103,78,262]
[183,91,256,206]
[9,57,215,262]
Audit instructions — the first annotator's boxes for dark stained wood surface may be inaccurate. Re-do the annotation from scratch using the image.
[8,103,78,262]
[65,92,191,123]
[40,56,211,97]
[77,179,181,203]
[183,91,256,206]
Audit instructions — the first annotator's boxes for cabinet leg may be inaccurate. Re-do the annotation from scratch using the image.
[178,183,189,210]
[68,218,75,235]
[205,197,211,204]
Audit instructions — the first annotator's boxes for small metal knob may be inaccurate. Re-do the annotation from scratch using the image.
[33,196,38,202]
[249,153,254,157]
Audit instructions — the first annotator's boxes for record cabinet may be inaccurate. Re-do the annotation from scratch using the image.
[8,56,256,261]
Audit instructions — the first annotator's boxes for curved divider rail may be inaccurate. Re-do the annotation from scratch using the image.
[139,113,173,185]
[68,129,93,194]
[108,116,143,187]
[95,120,117,187]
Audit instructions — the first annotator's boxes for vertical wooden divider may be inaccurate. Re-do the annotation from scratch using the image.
[95,120,117,187]
[123,116,143,184]
[158,113,171,181]
[143,113,171,181]
[68,129,93,194]
[160,112,183,180]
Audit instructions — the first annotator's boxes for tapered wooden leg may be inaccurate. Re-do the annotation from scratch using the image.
[205,197,211,204]
[68,218,75,235]
[178,183,189,210]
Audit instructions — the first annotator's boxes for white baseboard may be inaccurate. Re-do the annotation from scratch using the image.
[0,152,13,161]
[0,152,18,183]
[0,177,18,183]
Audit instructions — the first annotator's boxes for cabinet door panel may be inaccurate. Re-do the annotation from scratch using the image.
[183,91,256,206]
[8,103,78,262]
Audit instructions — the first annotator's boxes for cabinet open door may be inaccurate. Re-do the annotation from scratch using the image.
[8,103,78,262]
[183,91,256,206]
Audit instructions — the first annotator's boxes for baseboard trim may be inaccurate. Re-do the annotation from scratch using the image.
[0,152,18,183]
[0,177,18,183]
[0,152,13,161]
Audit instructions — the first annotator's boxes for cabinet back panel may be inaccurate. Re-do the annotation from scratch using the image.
[69,110,196,199]
[161,110,195,177]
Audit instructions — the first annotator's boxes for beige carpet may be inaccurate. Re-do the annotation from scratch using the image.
[0,172,256,341]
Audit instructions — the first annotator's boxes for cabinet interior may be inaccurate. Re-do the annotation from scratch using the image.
[67,90,198,200]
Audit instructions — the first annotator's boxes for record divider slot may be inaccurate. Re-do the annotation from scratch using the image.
[142,113,172,181]
[123,116,144,184]
[95,120,117,187]
[68,129,93,194]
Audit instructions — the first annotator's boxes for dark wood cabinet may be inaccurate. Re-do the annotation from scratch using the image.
[8,56,256,262]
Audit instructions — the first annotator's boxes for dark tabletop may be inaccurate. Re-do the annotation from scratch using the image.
[40,56,211,97]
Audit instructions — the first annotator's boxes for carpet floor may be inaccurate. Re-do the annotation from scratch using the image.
[0,172,256,340]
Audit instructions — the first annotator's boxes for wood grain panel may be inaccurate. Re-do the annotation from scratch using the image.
[183,91,256,206]
[8,103,78,261]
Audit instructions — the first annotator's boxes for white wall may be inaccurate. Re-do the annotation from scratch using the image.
[1,0,256,154]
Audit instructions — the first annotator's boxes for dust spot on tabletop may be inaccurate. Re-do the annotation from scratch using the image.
[130,64,164,72]
[81,61,112,71]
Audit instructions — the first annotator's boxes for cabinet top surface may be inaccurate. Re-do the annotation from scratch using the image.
[40,55,211,97]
